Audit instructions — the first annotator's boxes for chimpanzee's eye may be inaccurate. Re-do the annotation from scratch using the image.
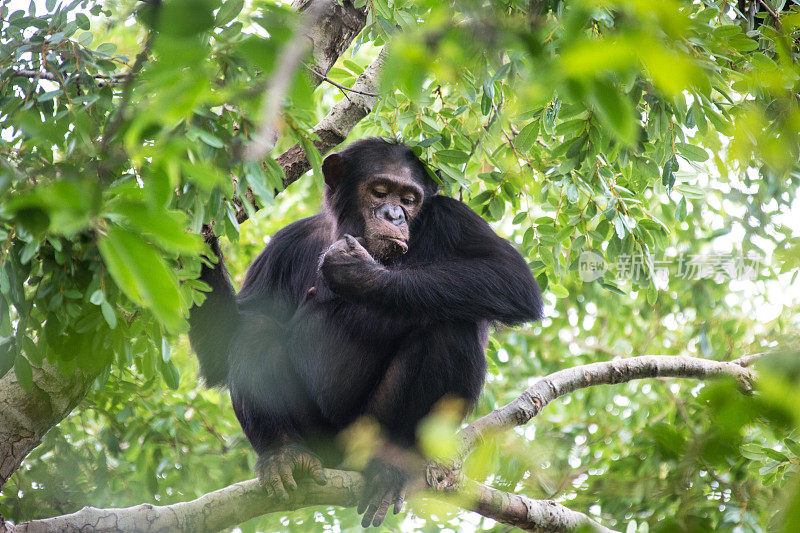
[401,197,415,206]
[373,189,388,199]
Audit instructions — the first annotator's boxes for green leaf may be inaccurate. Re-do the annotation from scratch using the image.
[470,190,494,206]
[75,12,90,30]
[759,461,780,475]
[784,439,800,457]
[481,91,491,116]
[158,0,216,37]
[550,284,569,298]
[14,354,33,391]
[488,197,505,220]
[160,360,180,389]
[676,143,709,162]
[89,289,105,305]
[100,300,117,329]
[762,448,790,462]
[514,121,539,154]
[98,226,185,332]
[37,89,62,102]
[591,79,636,145]
[161,338,171,363]
[437,149,470,165]
[244,162,275,206]
[566,183,579,203]
[416,136,440,148]
[196,129,224,149]
[613,216,627,239]
[96,42,117,56]
[112,202,202,254]
[675,196,687,221]
[215,0,244,26]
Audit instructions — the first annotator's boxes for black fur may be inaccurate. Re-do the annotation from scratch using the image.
[189,137,543,494]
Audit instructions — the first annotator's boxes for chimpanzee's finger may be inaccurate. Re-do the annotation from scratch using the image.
[371,493,393,526]
[309,464,327,485]
[267,468,289,501]
[361,503,378,528]
[278,463,296,492]
[357,488,372,515]
[344,234,359,249]
[393,486,406,514]
[357,477,377,514]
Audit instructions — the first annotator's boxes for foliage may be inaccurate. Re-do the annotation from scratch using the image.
[0,0,799,531]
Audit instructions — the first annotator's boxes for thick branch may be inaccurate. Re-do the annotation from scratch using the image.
[0,360,95,489]
[276,48,387,187]
[4,354,764,531]
[458,479,614,533]
[458,354,758,458]
[293,0,369,84]
[2,470,612,533]
[228,0,369,219]
[235,46,387,222]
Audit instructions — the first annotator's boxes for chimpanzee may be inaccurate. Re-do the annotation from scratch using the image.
[189,138,543,527]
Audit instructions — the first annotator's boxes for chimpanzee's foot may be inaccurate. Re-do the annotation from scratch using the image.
[357,458,407,527]
[255,443,327,501]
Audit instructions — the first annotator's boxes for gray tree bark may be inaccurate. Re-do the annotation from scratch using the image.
[1,470,612,533]
[0,360,95,489]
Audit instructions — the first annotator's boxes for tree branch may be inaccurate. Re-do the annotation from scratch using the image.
[225,0,370,220]
[276,46,387,188]
[1,354,769,532]
[6,69,129,87]
[1,470,613,533]
[309,66,380,96]
[457,354,760,460]
[235,46,387,222]
[0,359,96,489]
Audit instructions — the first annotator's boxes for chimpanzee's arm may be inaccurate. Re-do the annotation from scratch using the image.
[321,198,543,325]
[386,251,542,324]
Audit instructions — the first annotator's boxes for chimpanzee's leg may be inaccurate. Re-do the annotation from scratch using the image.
[358,320,489,526]
[228,312,328,500]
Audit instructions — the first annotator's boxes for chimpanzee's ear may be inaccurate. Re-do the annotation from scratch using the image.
[322,152,344,190]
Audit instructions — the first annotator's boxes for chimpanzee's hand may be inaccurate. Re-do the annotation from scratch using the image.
[357,458,407,527]
[256,443,327,501]
[324,234,373,264]
[320,234,378,295]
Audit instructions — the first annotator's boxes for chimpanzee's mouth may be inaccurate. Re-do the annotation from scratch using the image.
[384,237,409,253]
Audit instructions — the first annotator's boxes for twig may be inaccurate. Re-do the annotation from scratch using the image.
[308,66,379,96]
[7,69,129,87]
[99,31,155,155]
[756,0,782,29]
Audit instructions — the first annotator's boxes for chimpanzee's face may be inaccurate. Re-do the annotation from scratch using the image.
[321,140,438,263]
[357,165,424,261]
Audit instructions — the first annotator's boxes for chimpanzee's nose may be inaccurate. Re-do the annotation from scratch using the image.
[378,204,406,226]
